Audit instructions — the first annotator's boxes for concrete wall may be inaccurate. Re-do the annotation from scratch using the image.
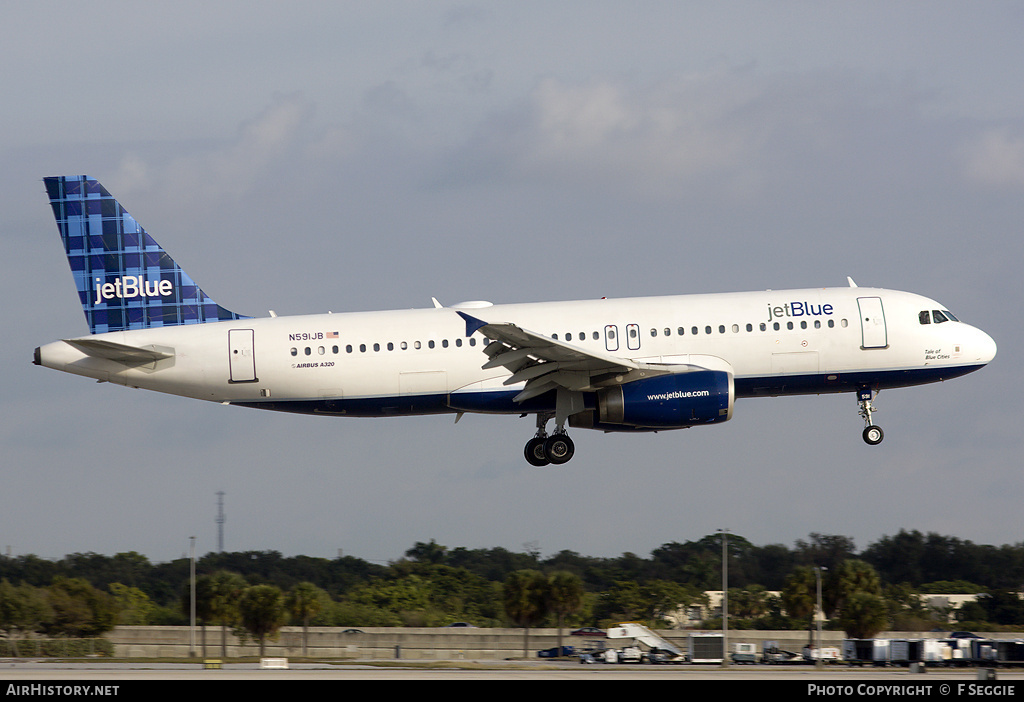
[108,626,1023,660]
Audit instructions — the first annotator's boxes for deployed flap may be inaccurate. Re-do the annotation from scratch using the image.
[64,338,174,366]
[456,311,643,403]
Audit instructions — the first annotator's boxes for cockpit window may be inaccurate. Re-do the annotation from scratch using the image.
[920,309,960,324]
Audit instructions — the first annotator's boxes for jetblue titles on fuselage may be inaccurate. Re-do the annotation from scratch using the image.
[34,175,997,465]
[767,301,834,322]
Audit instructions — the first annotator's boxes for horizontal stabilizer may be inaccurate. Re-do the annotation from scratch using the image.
[64,338,173,365]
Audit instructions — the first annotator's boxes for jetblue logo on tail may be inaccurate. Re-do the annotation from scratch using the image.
[45,175,248,333]
[94,276,173,305]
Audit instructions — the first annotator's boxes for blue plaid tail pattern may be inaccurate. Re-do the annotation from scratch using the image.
[44,175,247,334]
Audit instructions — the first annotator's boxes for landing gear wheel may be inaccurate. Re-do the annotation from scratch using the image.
[525,437,550,466]
[862,425,884,445]
[544,434,575,465]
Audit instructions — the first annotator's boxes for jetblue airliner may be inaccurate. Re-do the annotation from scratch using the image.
[34,176,997,465]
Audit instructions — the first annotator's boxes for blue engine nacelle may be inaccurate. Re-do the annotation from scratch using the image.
[570,369,733,432]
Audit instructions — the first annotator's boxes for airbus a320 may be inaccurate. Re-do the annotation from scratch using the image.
[34,176,997,465]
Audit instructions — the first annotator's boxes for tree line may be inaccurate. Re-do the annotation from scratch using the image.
[2,529,1023,650]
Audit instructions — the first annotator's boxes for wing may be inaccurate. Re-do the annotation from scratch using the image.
[457,311,654,403]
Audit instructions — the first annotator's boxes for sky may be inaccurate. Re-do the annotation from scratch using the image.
[1,2,1022,567]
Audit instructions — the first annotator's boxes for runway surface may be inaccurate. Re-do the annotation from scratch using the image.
[3,659,1024,682]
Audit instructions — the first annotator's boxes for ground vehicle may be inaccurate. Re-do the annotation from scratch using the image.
[762,641,801,664]
[582,649,620,663]
[607,622,688,663]
[731,642,758,664]
[618,646,643,663]
[538,645,575,658]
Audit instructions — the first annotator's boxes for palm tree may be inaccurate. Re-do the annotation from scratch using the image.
[826,559,882,617]
[731,585,769,620]
[286,582,327,656]
[237,585,286,657]
[781,566,817,644]
[182,574,216,657]
[209,571,246,658]
[503,570,548,657]
[835,591,888,638]
[546,571,584,657]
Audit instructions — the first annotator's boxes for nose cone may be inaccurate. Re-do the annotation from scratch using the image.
[976,327,997,364]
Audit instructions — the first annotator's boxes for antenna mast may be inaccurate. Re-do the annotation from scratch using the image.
[216,491,225,552]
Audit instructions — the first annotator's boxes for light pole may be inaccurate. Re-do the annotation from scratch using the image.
[719,528,729,667]
[189,536,196,658]
[815,566,827,668]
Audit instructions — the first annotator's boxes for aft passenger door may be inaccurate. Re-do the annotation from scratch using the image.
[228,328,258,383]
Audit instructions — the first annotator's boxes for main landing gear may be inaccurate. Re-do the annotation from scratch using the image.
[858,387,884,445]
[524,412,575,466]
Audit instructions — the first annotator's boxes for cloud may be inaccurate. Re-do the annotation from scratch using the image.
[960,128,1024,190]
[516,76,759,193]
[115,93,317,205]
[446,69,944,207]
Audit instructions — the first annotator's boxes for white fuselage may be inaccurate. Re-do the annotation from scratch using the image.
[36,285,996,422]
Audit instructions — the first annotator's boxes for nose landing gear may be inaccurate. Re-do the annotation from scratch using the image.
[858,387,884,445]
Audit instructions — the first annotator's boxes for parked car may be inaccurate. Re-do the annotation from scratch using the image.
[570,627,606,637]
[443,622,476,627]
[538,645,575,658]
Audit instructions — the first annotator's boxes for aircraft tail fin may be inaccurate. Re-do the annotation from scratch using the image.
[43,175,247,334]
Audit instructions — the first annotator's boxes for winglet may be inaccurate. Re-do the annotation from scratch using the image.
[456,311,488,336]
[847,277,858,288]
